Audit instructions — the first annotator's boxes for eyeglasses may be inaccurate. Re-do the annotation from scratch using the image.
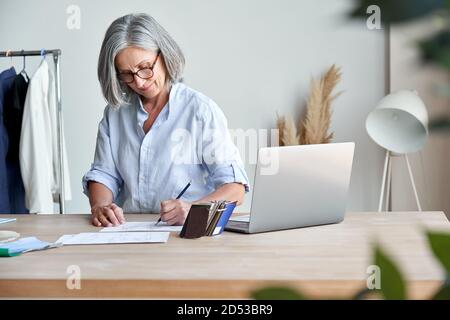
[117,51,160,84]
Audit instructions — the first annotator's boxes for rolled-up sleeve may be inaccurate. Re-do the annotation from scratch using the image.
[200,99,250,192]
[82,107,123,200]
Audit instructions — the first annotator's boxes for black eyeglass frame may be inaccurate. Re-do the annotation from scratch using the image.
[117,51,161,84]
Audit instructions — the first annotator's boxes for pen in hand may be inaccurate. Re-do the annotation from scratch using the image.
[156,180,192,225]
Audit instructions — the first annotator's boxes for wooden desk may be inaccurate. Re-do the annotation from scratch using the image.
[0,212,449,299]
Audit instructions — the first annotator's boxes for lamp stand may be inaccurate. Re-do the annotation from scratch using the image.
[378,150,422,212]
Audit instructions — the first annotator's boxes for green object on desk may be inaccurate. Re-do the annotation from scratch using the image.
[0,237,55,257]
[0,248,21,257]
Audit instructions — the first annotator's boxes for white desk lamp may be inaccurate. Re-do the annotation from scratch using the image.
[366,90,428,212]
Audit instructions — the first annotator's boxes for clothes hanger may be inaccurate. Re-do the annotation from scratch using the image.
[5,49,13,68]
[20,49,29,82]
[40,48,46,61]
[20,50,26,72]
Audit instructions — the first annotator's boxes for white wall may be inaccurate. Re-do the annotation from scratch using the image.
[390,20,450,217]
[0,0,386,213]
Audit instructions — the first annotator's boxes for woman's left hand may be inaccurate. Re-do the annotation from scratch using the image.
[160,199,192,225]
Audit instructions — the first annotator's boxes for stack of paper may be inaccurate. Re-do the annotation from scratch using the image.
[0,237,60,257]
[0,218,16,224]
[54,220,176,246]
[100,221,182,233]
[55,232,169,245]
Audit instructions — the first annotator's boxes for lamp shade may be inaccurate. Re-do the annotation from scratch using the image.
[366,90,428,154]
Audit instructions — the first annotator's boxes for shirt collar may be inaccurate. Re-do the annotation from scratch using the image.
[135,82,180,127]
[136,83,179,116]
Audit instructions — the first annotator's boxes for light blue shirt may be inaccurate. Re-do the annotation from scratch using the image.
[82,82,249,213]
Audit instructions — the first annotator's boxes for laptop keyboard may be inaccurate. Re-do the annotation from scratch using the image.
[227,220,249,228]
[225,214,250,231]
[229,215,250,222]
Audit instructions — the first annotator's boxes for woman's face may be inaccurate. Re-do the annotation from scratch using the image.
[115,47,168,100]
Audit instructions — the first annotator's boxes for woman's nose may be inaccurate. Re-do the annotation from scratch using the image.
[134,76,147,88]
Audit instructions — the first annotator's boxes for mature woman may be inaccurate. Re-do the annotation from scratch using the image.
[83,13,249,227]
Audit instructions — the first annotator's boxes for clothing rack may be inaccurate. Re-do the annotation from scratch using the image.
[0,49,66,214]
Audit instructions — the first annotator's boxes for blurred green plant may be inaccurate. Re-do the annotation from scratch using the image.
[350,0,450,130]
[251,230,450,300]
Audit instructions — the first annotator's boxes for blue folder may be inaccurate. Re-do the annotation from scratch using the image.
[212,201,237,236]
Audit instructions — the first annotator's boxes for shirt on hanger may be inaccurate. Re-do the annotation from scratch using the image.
[20,60,71,214]
[4,71,29,161]
[0,67,16,213]
[3,70,30,214]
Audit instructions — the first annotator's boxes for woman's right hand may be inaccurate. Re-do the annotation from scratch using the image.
[91,203,126,227]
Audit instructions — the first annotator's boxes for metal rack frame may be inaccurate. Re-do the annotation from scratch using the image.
[0,49,65,214]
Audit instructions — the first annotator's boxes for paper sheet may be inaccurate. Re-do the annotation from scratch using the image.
[100,221,182,233]
[0,218,16,224]
[55,232,169,245]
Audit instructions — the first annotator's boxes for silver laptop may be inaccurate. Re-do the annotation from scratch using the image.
[225,142,355,233]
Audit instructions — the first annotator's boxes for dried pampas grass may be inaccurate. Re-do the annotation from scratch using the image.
[276,113,299,146]
[276,112,286,146]
[283,116,300,146]
[300,64,342,145]
[276,64,342,146]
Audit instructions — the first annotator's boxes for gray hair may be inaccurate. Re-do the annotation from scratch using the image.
[98,13,185,108]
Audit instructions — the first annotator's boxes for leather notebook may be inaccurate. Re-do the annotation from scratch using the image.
[179,204,211,239]
[180,201,237,239]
